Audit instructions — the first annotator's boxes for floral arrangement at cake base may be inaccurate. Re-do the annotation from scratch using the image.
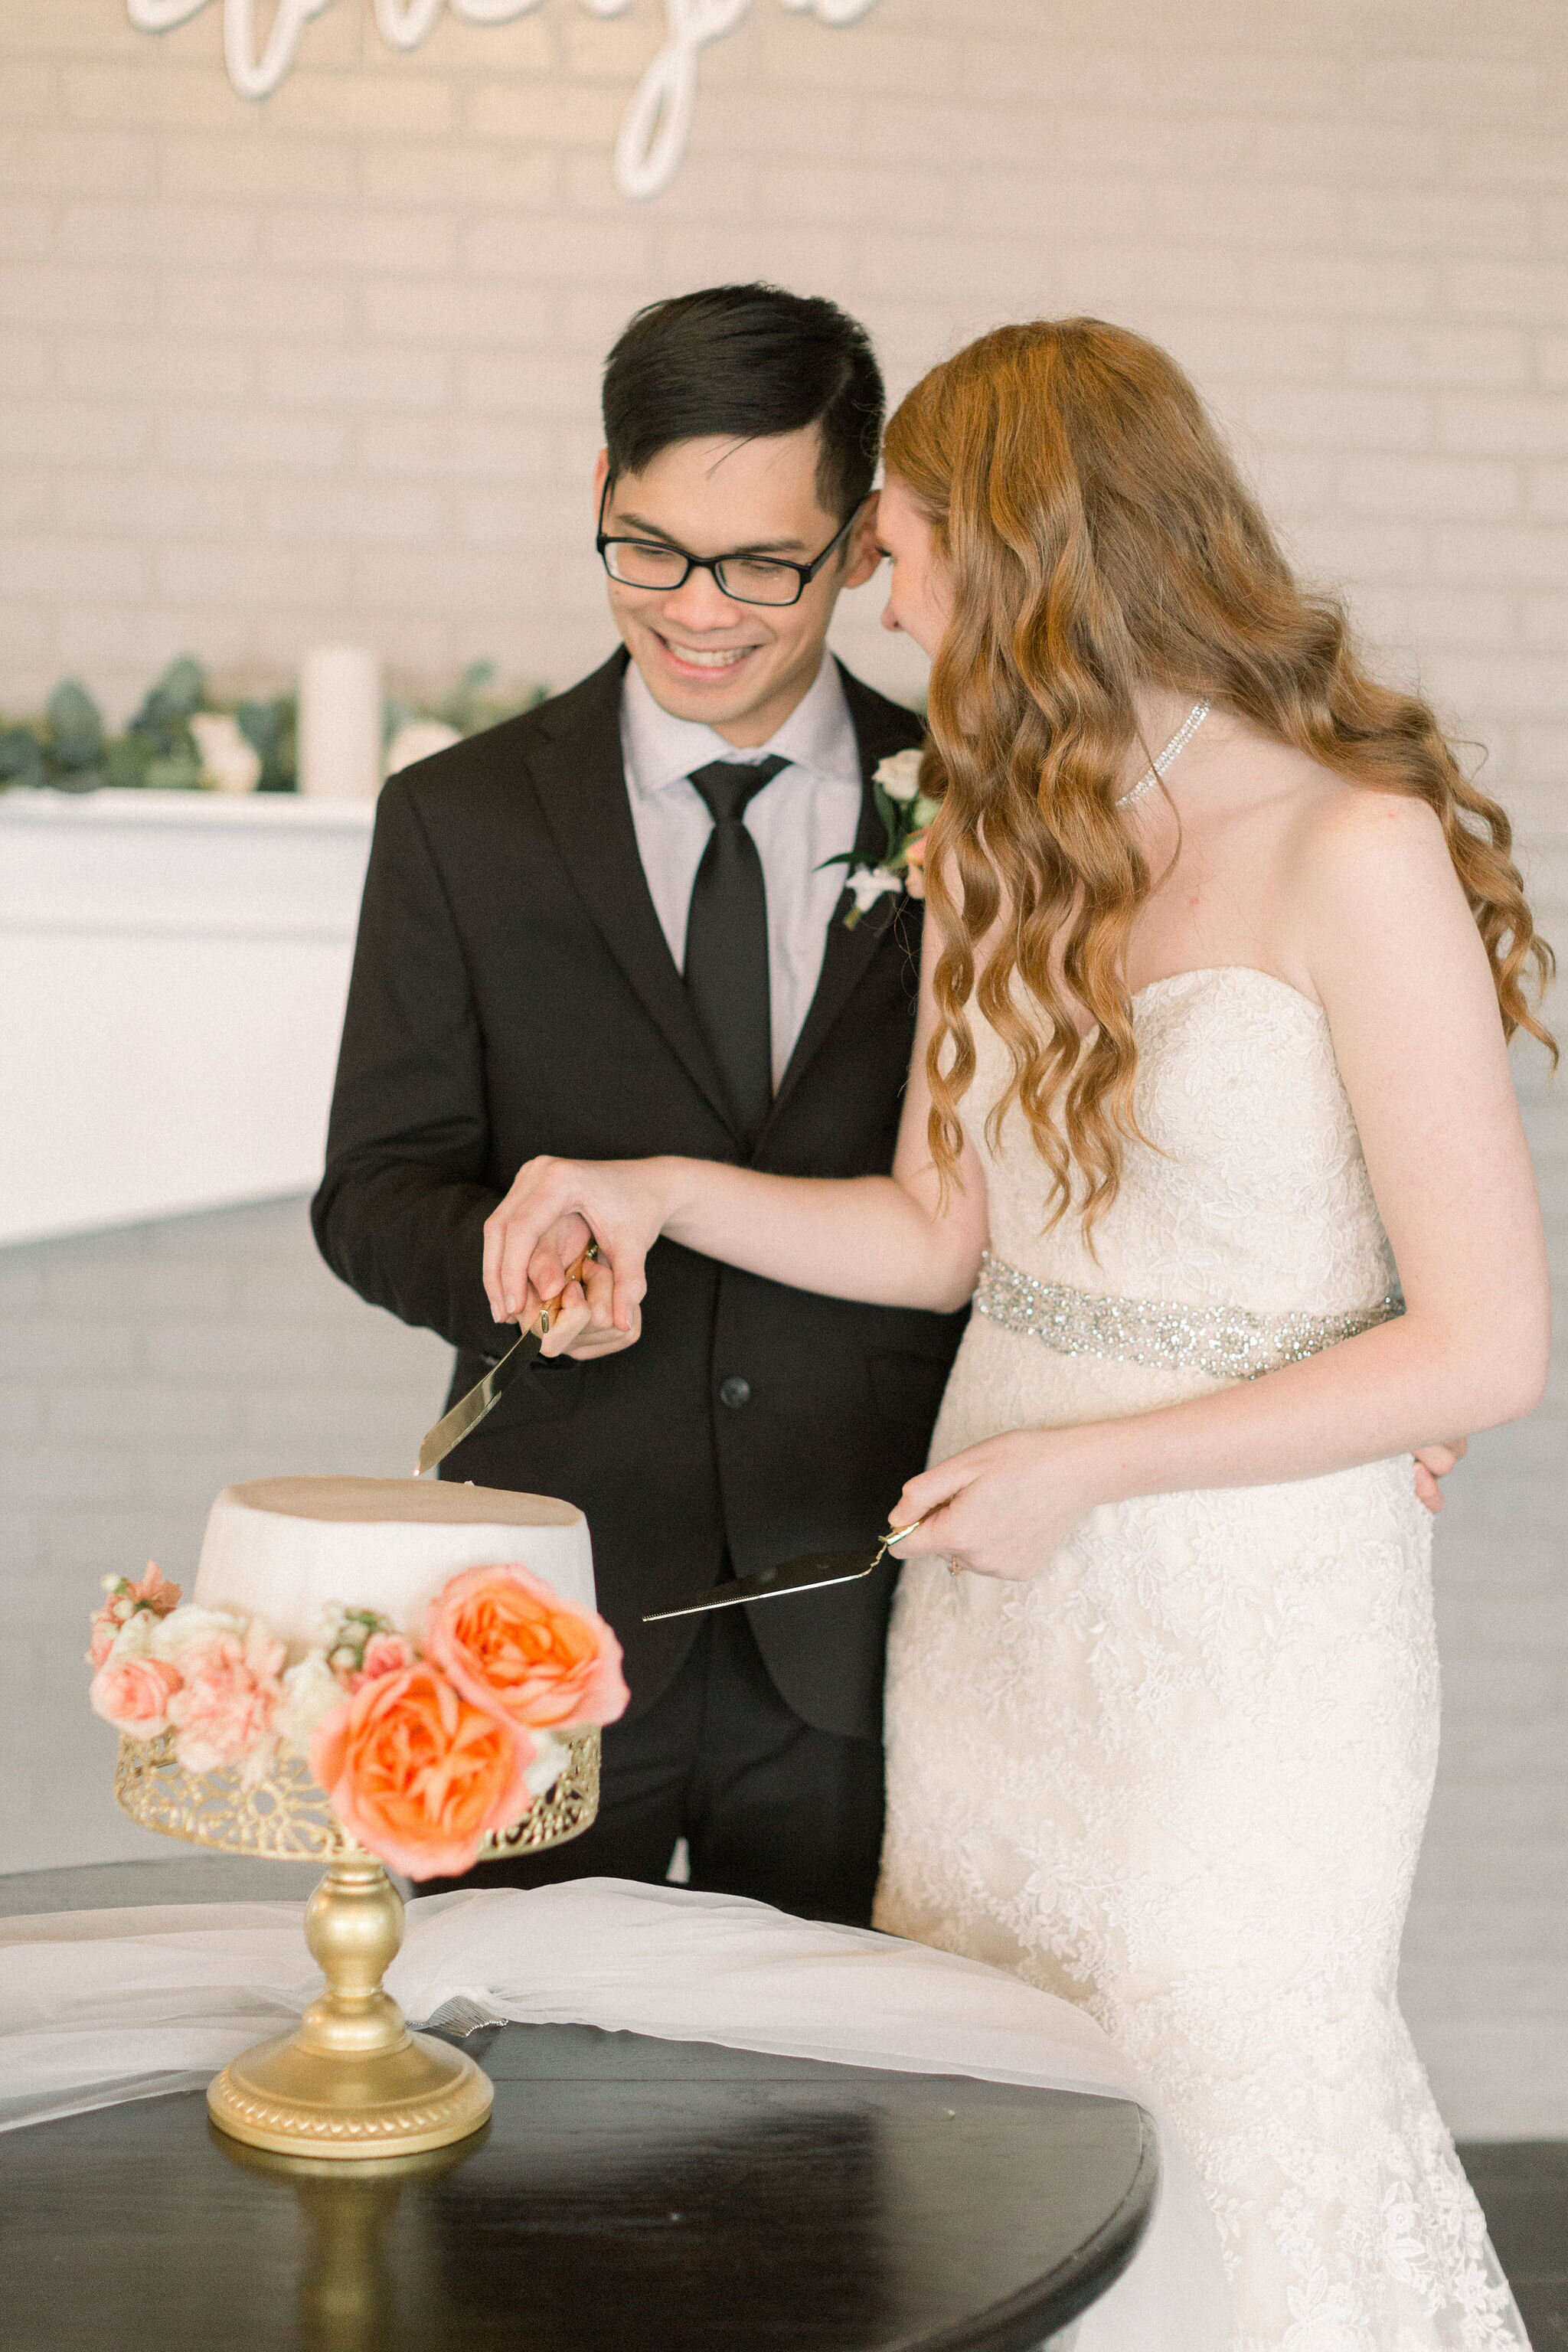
[88,1560,627,1879]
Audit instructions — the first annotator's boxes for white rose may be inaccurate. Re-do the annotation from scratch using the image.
[150,1603,250,1661]
[874,748,924,802]
[189,711,262,795]
[385,719,462,778]
[845,863,905,913]
[277,1652,344,1753]
[523,1729,568,1802]
[106,1609,155,1663]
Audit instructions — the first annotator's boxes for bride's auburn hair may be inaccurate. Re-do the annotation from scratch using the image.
[884,317,1556,1230]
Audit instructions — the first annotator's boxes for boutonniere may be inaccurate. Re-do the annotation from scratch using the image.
[822,748,942,928]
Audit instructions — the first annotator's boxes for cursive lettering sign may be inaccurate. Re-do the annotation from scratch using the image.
[126,0,881,197]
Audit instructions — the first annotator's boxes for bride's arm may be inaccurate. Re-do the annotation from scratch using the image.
[896,791,1550,1576]
[482,916,990,1335]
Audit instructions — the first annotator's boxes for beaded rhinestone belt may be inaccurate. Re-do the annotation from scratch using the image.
[973,1251,1404,1383]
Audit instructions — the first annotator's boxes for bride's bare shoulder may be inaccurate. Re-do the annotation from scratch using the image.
[1286,768,1451,893]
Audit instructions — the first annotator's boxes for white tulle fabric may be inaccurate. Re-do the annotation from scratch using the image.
[0,1877,1230,2352]
[877,969,1527,2352]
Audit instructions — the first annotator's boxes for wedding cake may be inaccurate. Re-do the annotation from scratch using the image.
[194,1475,599,1655]
[88,1474,627,1880]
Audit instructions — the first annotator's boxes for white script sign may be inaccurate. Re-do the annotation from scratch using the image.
[126,0,882,198]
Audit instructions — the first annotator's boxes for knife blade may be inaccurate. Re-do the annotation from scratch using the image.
[415,1243,598,1478]
[642,1517,928,1622]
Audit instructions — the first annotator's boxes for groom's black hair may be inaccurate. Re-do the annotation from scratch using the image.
[602,283,884,524]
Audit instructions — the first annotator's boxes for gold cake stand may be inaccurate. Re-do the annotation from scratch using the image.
[115,1727,599,2161]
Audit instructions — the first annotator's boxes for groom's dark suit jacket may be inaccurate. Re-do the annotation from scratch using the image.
[312,649,967,1743]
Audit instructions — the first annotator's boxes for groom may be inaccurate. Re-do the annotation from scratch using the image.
[312,284,969,1925]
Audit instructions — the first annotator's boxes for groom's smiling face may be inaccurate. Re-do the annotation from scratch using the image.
[593,426,880,750]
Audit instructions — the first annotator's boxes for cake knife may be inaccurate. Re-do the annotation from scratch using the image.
[642,1517,930,1621]
[415,1243,599,1478]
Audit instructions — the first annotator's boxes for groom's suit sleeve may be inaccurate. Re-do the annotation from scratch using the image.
[311,771,508,1358]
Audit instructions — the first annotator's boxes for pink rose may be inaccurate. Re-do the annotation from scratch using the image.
[348,1630,417,1691]
[425,1564,629,1733]
[90,1655,184,1738]
[167,1620,286,1787]
[903,828,929,900]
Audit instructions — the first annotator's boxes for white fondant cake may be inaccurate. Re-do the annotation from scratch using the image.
[194,1475,596,1659]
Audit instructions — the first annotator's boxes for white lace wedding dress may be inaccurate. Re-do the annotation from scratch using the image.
[876,967,1528,2352]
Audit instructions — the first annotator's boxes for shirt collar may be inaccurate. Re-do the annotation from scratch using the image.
[620,653,858,803]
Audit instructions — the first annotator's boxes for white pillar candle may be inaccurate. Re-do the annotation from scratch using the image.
[298,644,384,802]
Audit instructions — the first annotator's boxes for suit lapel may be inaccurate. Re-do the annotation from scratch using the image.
[524,652,741,1142]
[769,665,926,1126]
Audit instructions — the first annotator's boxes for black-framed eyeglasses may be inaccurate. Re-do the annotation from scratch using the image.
[596,484,865,609]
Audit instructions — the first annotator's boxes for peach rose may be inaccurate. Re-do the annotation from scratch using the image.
[309,1661,532,1880]
[167,1620,286,1788]
[90,1653,184,1737]
[425,1564,629,1733]
[902,828,929,900]
[126,1561,181,1616]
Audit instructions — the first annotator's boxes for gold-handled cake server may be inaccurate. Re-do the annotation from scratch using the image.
[416,1242,599,1477]
[643,1515,932,1622]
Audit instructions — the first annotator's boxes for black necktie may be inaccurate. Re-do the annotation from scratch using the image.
[684,756,788,1145]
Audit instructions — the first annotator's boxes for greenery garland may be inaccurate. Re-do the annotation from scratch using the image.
[0,658,544,796]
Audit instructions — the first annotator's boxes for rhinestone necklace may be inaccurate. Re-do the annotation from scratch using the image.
[1115,698,1211,809]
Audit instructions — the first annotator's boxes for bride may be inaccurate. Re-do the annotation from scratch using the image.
[486,318,1553,2349]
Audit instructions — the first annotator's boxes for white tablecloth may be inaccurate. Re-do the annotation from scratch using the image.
[0,1877,1230,2350]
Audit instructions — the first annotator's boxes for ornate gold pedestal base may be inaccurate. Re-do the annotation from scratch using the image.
[207,1854,492,2160]
[209,2025,491,2159]
[111,1725,600,2162]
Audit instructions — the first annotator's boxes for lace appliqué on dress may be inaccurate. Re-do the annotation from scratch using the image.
[876,970,1528,2352]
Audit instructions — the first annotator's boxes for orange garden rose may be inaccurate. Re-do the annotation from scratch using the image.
[309,1661,532,1880]
[425,1564,630,1733]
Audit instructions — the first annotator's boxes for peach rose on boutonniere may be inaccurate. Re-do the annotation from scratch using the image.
[309,1661,532,1880]
[89,1653,184,1738]
[425,1565,629,1733]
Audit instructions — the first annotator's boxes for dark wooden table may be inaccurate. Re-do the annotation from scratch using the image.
[0,1860,1157,2352]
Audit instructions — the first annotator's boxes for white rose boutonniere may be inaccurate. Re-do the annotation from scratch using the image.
[822,744,940,926]
[874,747,924,802]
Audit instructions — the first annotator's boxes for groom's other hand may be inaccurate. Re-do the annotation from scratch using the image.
[1413,1436,1468,1513]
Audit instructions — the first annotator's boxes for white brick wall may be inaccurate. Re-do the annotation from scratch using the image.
[0,0,1563,2135]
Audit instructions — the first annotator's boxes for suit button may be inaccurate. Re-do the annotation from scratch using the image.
[718,1375,752,1410]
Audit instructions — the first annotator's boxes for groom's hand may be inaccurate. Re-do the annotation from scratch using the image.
[1413,1436,1467,1514]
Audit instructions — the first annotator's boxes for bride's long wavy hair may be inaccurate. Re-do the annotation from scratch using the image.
[884,317,1556,1232]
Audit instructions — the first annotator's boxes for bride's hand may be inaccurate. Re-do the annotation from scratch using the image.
[519,1216,642,1361]
[482,1155,675,1336]
[887,1429,1099,1581]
